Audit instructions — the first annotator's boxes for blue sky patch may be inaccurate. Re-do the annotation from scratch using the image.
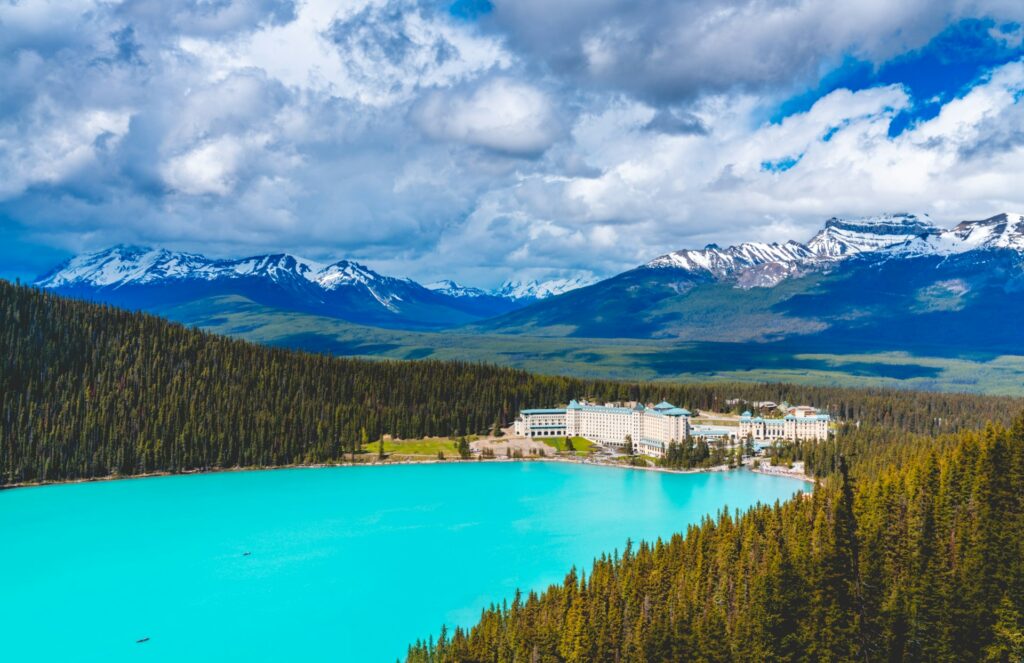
[771,19,1024,136]
[761,155,802,173]
[448,0,492,20]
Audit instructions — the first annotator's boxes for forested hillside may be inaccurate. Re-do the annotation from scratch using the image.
[1,280,1021,486]
[407,421,1024,662]
[5,282,1024,660]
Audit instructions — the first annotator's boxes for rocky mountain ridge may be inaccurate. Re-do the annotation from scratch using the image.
[646,212,1024,287]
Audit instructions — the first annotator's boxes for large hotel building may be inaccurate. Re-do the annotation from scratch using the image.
[514,400,691,457]
[514,401,831,457]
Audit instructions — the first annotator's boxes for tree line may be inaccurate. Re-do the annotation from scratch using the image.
[1,280,1021,487]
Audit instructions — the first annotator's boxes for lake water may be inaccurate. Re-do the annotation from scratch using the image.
[0,462,807,661]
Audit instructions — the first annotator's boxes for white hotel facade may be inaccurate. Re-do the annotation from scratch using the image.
[514,400,691,457]
[738,408,830,441]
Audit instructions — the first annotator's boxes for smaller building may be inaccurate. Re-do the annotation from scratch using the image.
[738,406,830,442]
[689,425,738,443]
[514,408,568,438]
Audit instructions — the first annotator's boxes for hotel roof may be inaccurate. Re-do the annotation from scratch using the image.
[741,413,830,422]
[526,400,691,417]
[690,424,734,436]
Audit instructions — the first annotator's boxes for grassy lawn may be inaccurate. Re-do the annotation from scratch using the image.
[371,437,462,457]
[538,436,595,455]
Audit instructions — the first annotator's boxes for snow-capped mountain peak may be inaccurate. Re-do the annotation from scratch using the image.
[36,246,345,290]
[315,260,385,290]
[312,260,412,310]
[33,245,563,329]
[227,253,326,284]
[948,212,1024,251]
[646,241,814,278]
[807,212,940,258]
[644,211,1024,289]
[38,246,601,306]
[425,280,488,298]
[37,246,409,293]
[495,276,596,300]
[36,245,214,288]
[35,246,448,321]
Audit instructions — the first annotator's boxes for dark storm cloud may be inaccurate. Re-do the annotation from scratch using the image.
[484,0,1024,101]
[643,109,708,135]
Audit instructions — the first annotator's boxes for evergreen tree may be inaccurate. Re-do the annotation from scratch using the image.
[986,594,1024,662]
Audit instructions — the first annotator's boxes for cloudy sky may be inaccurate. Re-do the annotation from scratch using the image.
[3,0,1024,286]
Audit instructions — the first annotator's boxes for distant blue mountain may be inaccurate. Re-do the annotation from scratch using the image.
[33,245,591,330]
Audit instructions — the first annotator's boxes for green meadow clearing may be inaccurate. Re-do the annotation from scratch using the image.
[536,437,595,454]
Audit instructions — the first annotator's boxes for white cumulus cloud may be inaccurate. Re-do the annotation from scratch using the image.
[417,78,560,156]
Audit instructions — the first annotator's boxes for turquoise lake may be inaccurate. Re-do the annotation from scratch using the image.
[0,462,808,661]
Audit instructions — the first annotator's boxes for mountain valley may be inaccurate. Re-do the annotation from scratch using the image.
[35,212,1024,393]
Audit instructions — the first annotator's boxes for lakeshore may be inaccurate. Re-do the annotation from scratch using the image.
[0,446,814,490]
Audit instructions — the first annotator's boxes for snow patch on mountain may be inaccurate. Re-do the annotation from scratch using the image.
[426,280,489,298]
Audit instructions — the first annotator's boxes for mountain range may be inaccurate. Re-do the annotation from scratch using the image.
[35,246,592,330]
[476,212,1024,351]
[34,212,1024,365]
[645,211,1023,286]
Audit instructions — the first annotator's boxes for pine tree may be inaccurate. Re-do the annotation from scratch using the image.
[986,594,1024,662]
